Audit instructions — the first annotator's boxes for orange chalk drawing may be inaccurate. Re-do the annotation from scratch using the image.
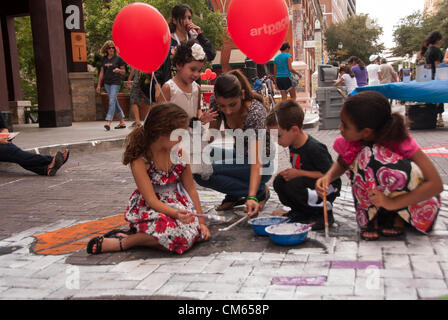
[33,214,127,255]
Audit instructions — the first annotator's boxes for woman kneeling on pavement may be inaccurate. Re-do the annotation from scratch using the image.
[193,70,273,218]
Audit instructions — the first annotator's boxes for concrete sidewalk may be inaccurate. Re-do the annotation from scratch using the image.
[1,109,447,300]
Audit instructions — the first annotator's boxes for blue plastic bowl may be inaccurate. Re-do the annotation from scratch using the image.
[248,217,288,236]
[265,223,311,246]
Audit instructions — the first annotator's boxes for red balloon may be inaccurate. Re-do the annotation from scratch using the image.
[227,0,289,63]
[200,73,208,80]
[112,3,170,73]
[210,72,217,80]
[205,68,212,76]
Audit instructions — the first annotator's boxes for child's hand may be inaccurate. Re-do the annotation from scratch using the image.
[200,109,218,124]
[279,169,300,181]
[200,223,210,241]
[176,209,195,224]
[315,176,330,199]
[368,189,393,210]
[0,137,11,145]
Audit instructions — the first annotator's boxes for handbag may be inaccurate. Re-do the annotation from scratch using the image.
[290,74,299,87]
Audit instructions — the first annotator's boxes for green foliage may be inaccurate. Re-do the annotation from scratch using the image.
[392,0,448,56]
[324,14,385,64]
[14,16,38,105]
[84,0,226,65]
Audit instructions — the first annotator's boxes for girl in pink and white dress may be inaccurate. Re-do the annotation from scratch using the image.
[87,104,210,255]
[316,91,443,241]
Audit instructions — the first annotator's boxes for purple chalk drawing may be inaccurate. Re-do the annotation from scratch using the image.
[331,260,383,270]
[272,276,327,286]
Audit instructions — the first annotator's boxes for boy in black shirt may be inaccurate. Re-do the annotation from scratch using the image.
[267,101,341,230]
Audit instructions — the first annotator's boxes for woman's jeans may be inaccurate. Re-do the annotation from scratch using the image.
[193,147,273,200]
[104,84,125,121]
[0,143,52,176]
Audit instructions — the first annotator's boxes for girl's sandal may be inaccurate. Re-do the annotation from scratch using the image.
[380,213,405,237]
[360,218,380,241]
[86,236,124,255]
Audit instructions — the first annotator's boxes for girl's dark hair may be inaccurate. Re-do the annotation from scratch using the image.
[348,56,365,70]
[169,4,193,33]
[268,100,305,130]
[172,40,207,67]
[340,66,355,78]
[420,31,443,56]
[214,69,265,108]
[123,103,189,165]
[343,91,408,145]
[280,42,290,51]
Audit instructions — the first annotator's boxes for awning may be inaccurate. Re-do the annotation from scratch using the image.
[212,49,279,66]
[351,81,448,103]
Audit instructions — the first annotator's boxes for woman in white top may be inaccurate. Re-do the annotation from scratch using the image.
[334,66,358,95]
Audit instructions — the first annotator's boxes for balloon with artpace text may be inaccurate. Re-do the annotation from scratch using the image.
[112,3,170,73]
[227,0,289,64]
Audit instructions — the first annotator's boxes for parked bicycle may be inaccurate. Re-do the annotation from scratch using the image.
[255,75,276,111]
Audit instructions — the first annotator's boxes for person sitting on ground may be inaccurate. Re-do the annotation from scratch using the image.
[316,91,443,241]
[267,100,341,230]
[86,103,210,255]
[0,113,69,176]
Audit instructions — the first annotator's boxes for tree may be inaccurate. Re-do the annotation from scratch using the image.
[83,0,226,67]
[392,0,448,56]
[324,14,385,64]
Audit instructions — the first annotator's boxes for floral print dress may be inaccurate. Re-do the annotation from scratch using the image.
[334,136,441,234]
[124,153,202,254]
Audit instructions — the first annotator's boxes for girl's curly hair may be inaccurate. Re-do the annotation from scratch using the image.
[172,40,206,67]
[122,103,189,165]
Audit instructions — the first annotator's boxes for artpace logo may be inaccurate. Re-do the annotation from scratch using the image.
[169,122,279,176]
[249,16,289,37]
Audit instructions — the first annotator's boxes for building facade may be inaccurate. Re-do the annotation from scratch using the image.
[210,0,324,108]
[320,0,349,26]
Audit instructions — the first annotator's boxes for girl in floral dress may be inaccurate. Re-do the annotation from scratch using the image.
[316,91,443,241]
[87,104,210,255]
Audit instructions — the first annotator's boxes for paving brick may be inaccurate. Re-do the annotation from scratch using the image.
[412,261,444,279]
[296,285,354,297]
[383,254,411,270]
[135,273,171,292]
[417,288,448,299]
[186,281,240,294]
[84,279,140,290]
[385,278,447,289]
[385,287,418,300]
[327,269,356,286]
[354,277,385,296]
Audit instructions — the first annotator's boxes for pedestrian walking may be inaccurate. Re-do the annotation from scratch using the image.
[348,56,368,87]
[0,113,69,176]
[366,55,380,86]
[86,104,210,255]
[267,100,341,230]
[334,66,358,95]
[420,31,445,127]
[127,67,153,128]
[96,40,127,131]
[158,40,217,123]
[316,91,442,241]
[194,70,272,217]
[273,42,301,101]
[379,58,398,84]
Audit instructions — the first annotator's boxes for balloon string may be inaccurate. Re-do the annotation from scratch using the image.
[152,72,168,103]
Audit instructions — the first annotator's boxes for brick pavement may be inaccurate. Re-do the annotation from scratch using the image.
[0,119,448,300]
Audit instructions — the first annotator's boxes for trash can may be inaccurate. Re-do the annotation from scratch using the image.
[406,103,437,130]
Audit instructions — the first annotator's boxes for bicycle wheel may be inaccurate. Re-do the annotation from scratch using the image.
[268,94,276,111]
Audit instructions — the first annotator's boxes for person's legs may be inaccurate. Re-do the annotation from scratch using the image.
[131,103,141,126]
[88,232,165,254]
[0,143,52,175]
[288,87,297,101]
[105,84,125,125]
[280,90,287,101]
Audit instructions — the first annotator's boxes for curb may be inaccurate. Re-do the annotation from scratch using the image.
[24,138,126,155]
